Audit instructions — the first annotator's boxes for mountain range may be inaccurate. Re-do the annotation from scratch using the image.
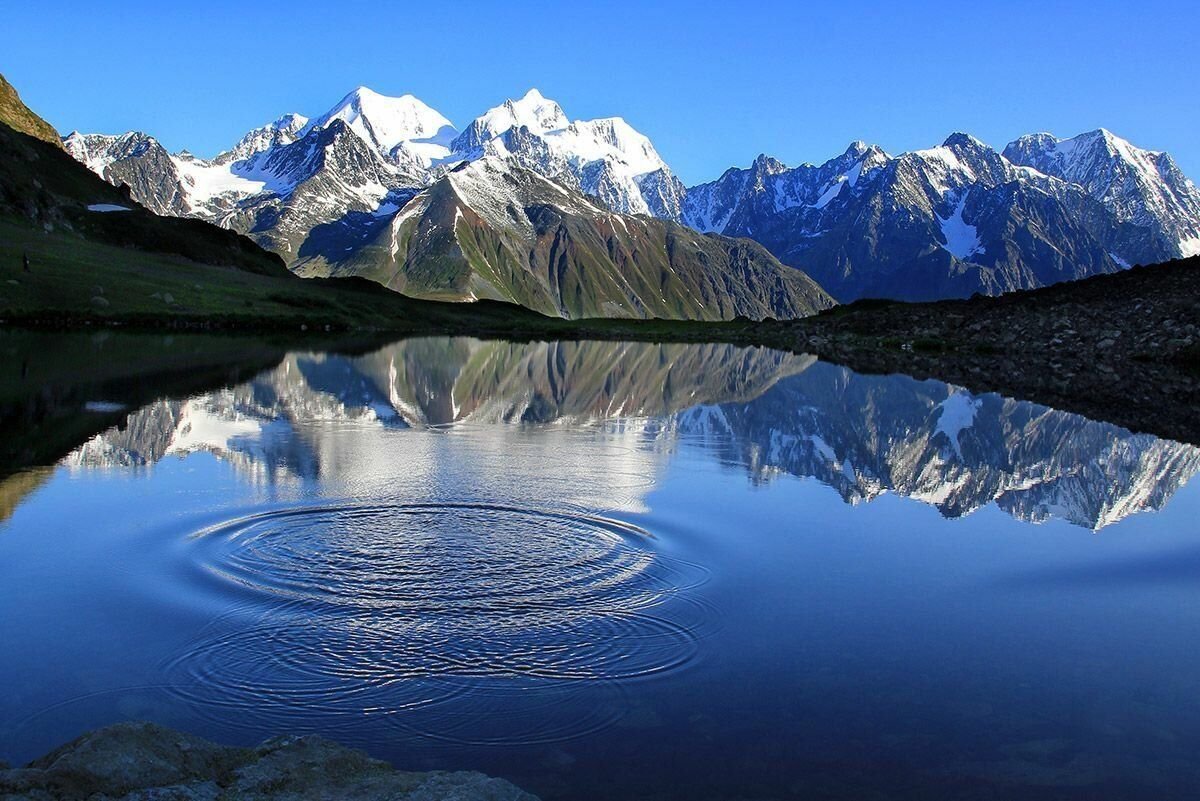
[61,87,829,320]
[60,86,1200,310]
[686,131,1200,300]
[0,75,828,324]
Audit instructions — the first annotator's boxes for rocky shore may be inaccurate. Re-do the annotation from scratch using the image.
[0,722,539,800]
[762,256,1200,445]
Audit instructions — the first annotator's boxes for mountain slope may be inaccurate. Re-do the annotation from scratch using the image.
[0,74,61,147]
[297,157,833,321]
[0,120,287,276]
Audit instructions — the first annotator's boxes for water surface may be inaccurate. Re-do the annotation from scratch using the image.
[2,334,1200,799]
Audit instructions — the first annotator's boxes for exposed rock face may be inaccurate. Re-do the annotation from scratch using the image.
[1004,129,1200,257]
[63,132,192,217]
[0,721,539,800]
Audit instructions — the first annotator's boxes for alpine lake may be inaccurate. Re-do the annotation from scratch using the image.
[3,330,1199,800]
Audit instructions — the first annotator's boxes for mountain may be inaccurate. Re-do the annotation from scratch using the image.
[454,89,686,219]
[64,86,686,233]
[296,156,833,320]
[2,73,564,332]
[685,132,1200,302]
[0,74,61,147]
[61,83,1200,307]
[304,86,456,165]
[59,88,737,318]
[63,132,195,217]
[1004,129,1200,259]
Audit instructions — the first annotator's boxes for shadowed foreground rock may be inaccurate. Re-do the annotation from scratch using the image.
[0,721,539,801]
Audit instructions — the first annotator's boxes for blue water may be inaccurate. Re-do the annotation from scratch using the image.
[2,336,1200,799]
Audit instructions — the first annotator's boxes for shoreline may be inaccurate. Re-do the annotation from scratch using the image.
[2,258,1197,447]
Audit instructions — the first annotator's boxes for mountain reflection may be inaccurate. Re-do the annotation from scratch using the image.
[62,337,1199,529]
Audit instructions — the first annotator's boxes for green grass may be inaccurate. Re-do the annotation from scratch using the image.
[0,217,800,347]
[0,218,397,328]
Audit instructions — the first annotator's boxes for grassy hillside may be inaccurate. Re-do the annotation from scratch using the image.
[0,74,61,147]
[0,117,288,276]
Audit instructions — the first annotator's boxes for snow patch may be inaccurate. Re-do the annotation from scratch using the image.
[172,156,269,207]
[810,179,845,209]
[87,203,131,213]
[937,195,985,260]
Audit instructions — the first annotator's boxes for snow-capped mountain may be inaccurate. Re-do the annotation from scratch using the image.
[64,86,683,233]
[214,113,309,165]
[303,86,457,167]
[455,89,685,219]
[63,84,1200,308]
[1003,129,1200,259]
[63,131,194,216]
[684,130,1200,301]
[62,86,699,307]
[450,88,568,153]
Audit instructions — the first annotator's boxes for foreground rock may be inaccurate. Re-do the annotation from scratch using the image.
[0,721,539,801]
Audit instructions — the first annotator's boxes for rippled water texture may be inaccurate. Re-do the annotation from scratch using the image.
[165,502,709,742]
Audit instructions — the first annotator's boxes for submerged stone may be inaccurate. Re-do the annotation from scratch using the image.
[0,721,540,800]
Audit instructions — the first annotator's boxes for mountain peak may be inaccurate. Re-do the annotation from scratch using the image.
[311,87,455,153]
[498,89,568,132]
[271,112,309,131]
[942,132,988,151]
[517,88,550,104]
[751,153,788,175]
[843,140,869,157]
[451,89,568,154]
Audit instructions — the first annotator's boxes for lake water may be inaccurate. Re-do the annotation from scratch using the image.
[3,334,1200,799]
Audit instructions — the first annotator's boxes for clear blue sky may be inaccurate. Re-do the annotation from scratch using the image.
[3,0,1197,185]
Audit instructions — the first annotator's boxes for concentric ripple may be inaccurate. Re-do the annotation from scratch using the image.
[164,501,712,742]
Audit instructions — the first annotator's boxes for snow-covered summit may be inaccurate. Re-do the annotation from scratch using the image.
[450,88,568,153]
[305,86,457,159]
[442,89,679,217]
